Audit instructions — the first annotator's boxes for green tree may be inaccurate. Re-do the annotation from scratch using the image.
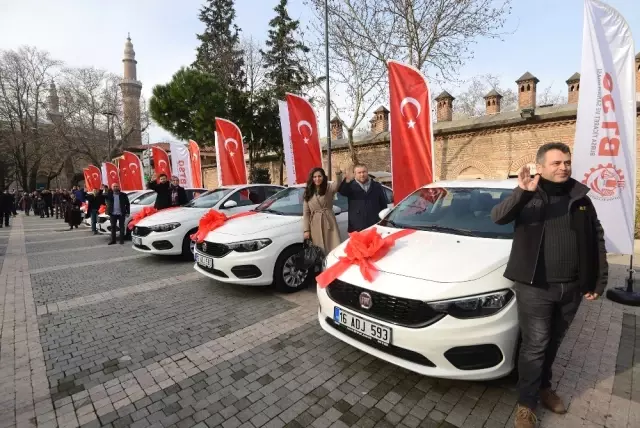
[249,166,271,184]
[148,67,226,146]
[261,0,310,98]
[193,0,245,91]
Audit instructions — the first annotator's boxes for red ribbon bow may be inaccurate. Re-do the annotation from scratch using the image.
[98,204,106,214]
[81,202,88,211]
[316,228,416,288]
[127,206,158,230]
[190,210,258,244]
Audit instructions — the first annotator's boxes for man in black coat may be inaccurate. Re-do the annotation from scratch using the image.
[0,189,12,227]
[42,189,53,218]
[338,164,389,233]
[104,183,130,245]
[84,188,104,235]
[147,174,187,210]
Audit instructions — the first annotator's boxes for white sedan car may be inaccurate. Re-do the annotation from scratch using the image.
[193,184,394,292]
[97,188,207,237]
[318,179,519,381]
[131,184,284,257]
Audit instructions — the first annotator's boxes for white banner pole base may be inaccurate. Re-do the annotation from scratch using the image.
[606,255,640,306]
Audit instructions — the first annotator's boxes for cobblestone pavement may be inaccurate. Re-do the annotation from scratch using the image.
[1,215,639,428]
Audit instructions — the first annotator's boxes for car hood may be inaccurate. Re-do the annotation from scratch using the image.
[205,212,301,238]
[329,226,512,283]
[137,207,208,226]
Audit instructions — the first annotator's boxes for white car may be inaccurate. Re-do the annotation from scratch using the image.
[193,184,394,292]
[82,190,144,227]
[131,184,284,257]
[97,188,207,237]
[317,179,519,381]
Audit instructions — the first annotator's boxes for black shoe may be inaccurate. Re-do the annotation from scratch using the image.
[119,241,125,245]
[108,241,116,245]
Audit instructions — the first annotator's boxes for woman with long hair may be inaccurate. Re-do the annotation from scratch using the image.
[303,167,341,254]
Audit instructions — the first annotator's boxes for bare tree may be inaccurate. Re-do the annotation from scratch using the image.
[0,46,61,191]
[241,36,267,167]
[305,0,389,165]
[309,0,512,82]
[537,85,567,106]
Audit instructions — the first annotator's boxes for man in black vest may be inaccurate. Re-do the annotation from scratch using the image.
[338,163,389,233]
[491,142,608,428]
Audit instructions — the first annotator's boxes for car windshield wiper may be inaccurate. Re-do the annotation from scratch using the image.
[257,208,281,215]
[380,219,401,228]
[414,225,479,236]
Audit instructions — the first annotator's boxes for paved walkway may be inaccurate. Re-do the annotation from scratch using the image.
[0,215,639,428]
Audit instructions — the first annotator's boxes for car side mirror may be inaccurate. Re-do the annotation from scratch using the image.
[332,206,342,215]
[378,208,391,220]
[222,200,238,209]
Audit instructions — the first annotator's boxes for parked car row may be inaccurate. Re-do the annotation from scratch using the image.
[96,179,519,382]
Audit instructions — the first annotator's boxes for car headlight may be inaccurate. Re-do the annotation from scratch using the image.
[227,239,272,252]
[426,289,514,319]
[149,222,181,232]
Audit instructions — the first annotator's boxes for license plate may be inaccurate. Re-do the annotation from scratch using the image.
[333,307,391,346]
[132,236,142,246]
[196,253,213,269]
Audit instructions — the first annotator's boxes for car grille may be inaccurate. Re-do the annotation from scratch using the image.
[196,242,231,258]
[133,226,152,237]
[326,279,445,328]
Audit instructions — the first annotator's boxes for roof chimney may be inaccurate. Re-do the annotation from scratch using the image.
[516,72,539,110]
[435,91,454,122]
[566,72,580,104]
[370,106,389,133]
[330,116,344,140]
[483,89,502,115]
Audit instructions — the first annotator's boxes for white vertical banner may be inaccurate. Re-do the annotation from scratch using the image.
[169,142,194,188]
[101,163,108,187]
[572,0,637,255]
[278,100,296,186]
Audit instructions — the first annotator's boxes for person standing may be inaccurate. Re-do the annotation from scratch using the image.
[19,192,32,215]
[105,183,130,245]
[302,168,341,254]
[0,190,11,228]
[65,194,82,229]
[53,189,62,219]
[42,189,53,218]
[490,142,608,428]
[85,188,104,235]
[37,195,46,218]
[338,163,389,233]
[147,174,187,210]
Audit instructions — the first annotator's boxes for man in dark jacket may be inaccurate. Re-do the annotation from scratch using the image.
[42,189,53,218]
[147,174,187,210]
[338,164,389,233]
[104,183,130,245]
[491,142,608,428]
[0,190,12,227]
[84,189,104,235]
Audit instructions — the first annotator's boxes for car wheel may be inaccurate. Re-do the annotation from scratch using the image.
[273,246,310,293]
[181,229,198,260]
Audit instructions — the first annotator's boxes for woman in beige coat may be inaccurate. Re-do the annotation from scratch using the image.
[303,167,341,254]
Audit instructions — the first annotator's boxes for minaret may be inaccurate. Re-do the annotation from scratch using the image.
[47,81,63,125]
[119,33,142,147]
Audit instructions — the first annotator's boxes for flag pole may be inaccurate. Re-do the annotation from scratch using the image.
[324,0,332,178]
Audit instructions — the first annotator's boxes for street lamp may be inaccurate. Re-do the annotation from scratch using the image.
[324,0,332,177]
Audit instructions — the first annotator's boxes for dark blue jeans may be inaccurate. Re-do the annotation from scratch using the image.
[515,281,582,409]
[90,209,98,232]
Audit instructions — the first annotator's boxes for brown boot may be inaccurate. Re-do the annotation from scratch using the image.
[514,405,537,428]
[540,388,566,414]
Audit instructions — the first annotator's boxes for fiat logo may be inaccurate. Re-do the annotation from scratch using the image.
[359,292,373,310]
[202,242,207,252]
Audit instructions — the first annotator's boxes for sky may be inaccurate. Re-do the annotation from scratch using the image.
[0,0,639,143]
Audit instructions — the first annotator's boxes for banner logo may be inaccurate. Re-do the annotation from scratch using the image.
[581,163,625,200]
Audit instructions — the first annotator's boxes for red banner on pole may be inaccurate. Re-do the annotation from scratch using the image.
[189,140,203,188]
[86,165,102,190]
[151,146,171,181]
[283,93,322,184]
[104,162,120,188]
[388,60,434,204]
[215,118,248,186]
[83,168,93,191]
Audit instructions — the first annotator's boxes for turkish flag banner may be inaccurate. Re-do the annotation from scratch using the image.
[83,168,93,191]
[86,165,102,190]
[151,146,172,181]
[118,159,134,191]
[122,151,145,190]
[284,93,322,185]
[388,60,435,204]
[215,118,248,186]
[104,162,120,188]
[189,140,203,188]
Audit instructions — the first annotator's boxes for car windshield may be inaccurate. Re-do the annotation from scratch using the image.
[255,187,304,216]
[183,188,232,208]
[131,192,156,205]
[379,187,514,239]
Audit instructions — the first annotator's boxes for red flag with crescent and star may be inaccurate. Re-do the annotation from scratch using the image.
[122,151,145,190]
[286,93,322,184]
[104,162,120,188]
[215,118,247,186]
[86,165,102,190]
[117,160,132,191]
[189,140,203,188]
[83,168,94,191]
[388,60,434,204]
[151,146,172,182]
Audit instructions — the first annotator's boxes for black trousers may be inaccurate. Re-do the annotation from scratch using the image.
[110,214,126,243]
[1,212,9,226]
[515,281,582,409]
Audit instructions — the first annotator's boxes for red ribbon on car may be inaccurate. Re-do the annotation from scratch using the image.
[190,210,259,244]
[98,204,106,214]
[127,206,158,230]
[316,228,416,288]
